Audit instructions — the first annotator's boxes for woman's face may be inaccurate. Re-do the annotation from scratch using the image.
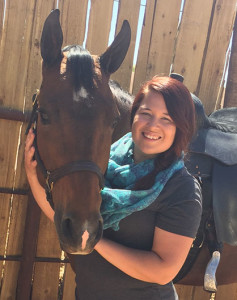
[132,91,176,163]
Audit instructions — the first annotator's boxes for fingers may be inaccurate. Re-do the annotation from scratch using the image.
[25,128,35,151]
[25,128,37,170]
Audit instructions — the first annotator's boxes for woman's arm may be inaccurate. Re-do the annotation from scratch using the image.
[94,227,193,285]
[25,128,55,222]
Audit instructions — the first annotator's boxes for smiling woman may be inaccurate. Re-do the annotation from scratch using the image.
[67,76,202,300]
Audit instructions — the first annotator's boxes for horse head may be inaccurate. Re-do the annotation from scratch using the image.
[36,9,131,254]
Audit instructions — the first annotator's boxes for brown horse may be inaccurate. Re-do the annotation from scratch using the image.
[31,9,237,294]
[29,9,132,255]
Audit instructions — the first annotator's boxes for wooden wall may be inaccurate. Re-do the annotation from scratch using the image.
[0,0,237,299]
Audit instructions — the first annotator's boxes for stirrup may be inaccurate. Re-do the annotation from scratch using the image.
[204,251,220,292]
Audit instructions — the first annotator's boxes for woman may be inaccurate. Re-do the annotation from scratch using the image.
[25,76,202,300]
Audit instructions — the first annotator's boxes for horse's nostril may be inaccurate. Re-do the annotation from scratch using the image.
[62,217,73,236]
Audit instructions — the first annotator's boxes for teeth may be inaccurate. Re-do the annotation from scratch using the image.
[144,133,160,140]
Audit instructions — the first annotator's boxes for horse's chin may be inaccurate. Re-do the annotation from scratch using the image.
[69,249,93,255]
[60,242,95,255]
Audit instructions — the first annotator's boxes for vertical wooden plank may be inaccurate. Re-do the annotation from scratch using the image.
[198,0,237,114]
[36,215,62,258]
[223,10,237,108]
[0,0,37,110]
[62,263,76,300]
[6,195,28,256]
[132,0,156,94]
[59,0,88,47]
[32,214,62,298]
[0,0,4,41]
[0,194,11,255]
[0,194,11,285]
[16,193,41,300]
[172,0,214,94]
[111,0,141,92]
[135,0,181,94]
[32,262,61,300]
[147,0,181,77]
[0,261,20,300]
[0,120,20,189]
[86,0,114,54]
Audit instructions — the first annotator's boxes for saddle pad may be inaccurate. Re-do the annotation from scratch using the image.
[189,128,237,165]
[213,161,237,246]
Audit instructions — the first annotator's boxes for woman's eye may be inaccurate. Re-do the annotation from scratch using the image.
[162,117,173,123]
[141,112,151,116]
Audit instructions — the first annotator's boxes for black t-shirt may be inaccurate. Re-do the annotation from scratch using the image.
[69,167,202,300]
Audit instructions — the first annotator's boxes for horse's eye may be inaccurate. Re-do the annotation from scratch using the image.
[39,110,50,124]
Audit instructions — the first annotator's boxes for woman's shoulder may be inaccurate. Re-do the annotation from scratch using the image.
[166,166,200,193]
[153,166,202,238]
[151,166,202,210]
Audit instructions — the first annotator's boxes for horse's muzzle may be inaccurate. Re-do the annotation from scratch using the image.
[55,213,103,254]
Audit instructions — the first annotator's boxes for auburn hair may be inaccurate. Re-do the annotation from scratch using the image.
[131,76,195,190]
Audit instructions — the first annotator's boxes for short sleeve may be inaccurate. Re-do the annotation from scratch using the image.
[154,168,202,238]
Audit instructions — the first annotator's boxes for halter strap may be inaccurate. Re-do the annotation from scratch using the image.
[26,91,105,209]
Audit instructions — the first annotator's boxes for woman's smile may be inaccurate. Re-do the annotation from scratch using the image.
[143,132,162,140]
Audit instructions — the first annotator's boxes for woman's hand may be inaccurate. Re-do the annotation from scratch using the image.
[25,128,37,180]
[24,128,55,222]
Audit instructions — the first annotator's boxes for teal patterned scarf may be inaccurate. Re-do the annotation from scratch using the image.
[101,132,184,230]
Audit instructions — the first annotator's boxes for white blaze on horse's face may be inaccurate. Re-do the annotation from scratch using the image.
[81,230,90,251]
[73,87,89,102]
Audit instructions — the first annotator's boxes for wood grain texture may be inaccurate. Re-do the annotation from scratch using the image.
[172,0,214,95]
[62,263,77,300]
[132,0,156,94]
[32,262,61,300]
[111,0,141,91]
[0,261,20,300]
[86,0,114,54]
[59,0,88,47]
[220,6,237,108]
[197,0,237,114]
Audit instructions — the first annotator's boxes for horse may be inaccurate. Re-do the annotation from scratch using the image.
[28,9,237,295]
[26,9,132,255]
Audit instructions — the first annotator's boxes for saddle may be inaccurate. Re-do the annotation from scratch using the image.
[187,107,237,246]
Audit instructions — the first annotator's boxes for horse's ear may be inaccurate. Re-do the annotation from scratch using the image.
[100,20,131,75]
[41,9,63,66]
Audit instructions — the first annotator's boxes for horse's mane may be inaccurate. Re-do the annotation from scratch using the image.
[63,45,95,91]
[109,80,134,106]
